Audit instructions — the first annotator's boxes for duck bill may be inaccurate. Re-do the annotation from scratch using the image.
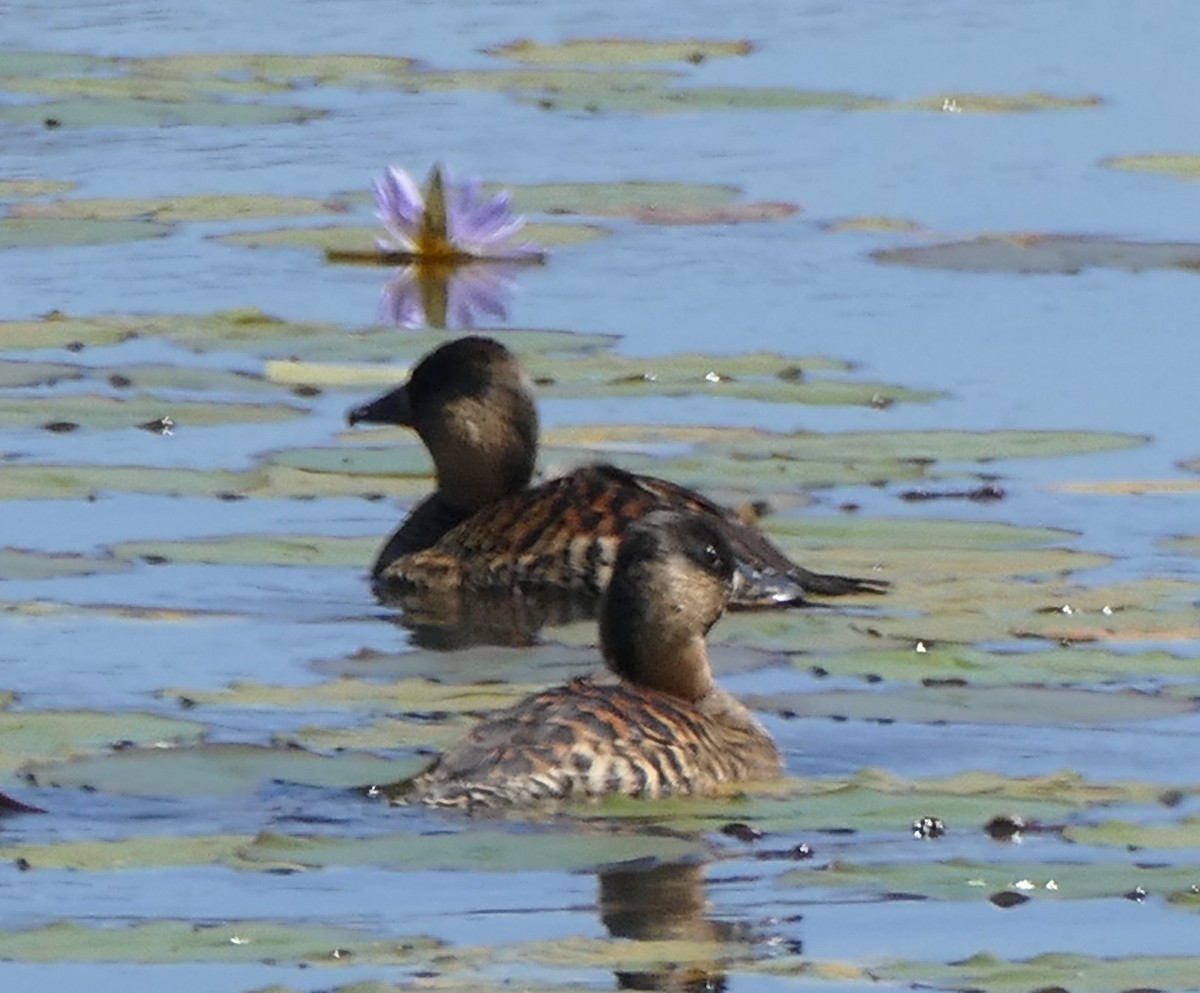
[347,384,413,427]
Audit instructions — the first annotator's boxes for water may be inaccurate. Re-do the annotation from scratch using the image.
[3,1,1200,990]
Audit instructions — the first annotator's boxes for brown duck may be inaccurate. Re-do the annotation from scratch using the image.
[400,511,783,807]
[347,335,885,607]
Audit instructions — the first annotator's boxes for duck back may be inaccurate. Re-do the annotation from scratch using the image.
[375,463,884,605]
[411,677,782,808]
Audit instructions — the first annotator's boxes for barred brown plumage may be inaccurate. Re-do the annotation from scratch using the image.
[347,336,887,607]
[399,511,784,808]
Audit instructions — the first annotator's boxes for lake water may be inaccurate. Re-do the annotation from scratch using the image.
[2,1,1200,991]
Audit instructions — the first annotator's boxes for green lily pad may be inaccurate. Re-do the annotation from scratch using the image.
[235,825,706,873]
[1065,816,1200,850]
[159,676,539,716]
[878,952,1200,993]
[0,393,303,430]
[892,91,1103,113]
[0,309,620,360]
[10,194,349,223]
[0,919,440,964]
[2,73,295,101]
[874,233,1200,274]
[394,66,678,97]
[0,547,129,581]
[0,598,235,622]
[0,216,171,248]
[745,685,1195,726]
[0,824,705,875]
[130,51,421,86]
[501,180,739,216]
[1163,535,1200,557]
[110,534,377,568]
[0,834,252,871]
[787,645,1200,687]
[0,710,205,773]
[0,178,77,198]
[485,37,756,65]
[524,84,887,115]
[268,351,939,407]
[1057,477,1200,495]
[309,641,603,690]
[216,220,608,254]
[0,51,112,77]
[783,857,1200,904]
[0,359,81,387]
[577,768,1166,836]
[0,464,250,501]
[0,97,324,128]
[533,425,1146,493]
[824,215,926,234]
[1103,153,1200,181]
[546,425,1148,464]
[27,742,406,797]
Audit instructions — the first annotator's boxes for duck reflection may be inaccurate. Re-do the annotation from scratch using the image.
[379,261,519,330]
[378,583,599,650]
[599,859,760,993]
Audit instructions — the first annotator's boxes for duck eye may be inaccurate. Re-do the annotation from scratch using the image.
[702,543,723,571]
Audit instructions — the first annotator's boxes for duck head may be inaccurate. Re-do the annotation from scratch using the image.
[348,336,539,514]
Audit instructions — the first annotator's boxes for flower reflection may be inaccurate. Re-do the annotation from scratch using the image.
[373,164,542,262]
[379,261,518,329]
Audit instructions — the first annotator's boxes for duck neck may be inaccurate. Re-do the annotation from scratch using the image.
[600,578,717,704]
[425,390,538,514]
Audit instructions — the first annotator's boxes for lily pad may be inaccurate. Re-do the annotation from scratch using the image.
[216,221,608,254]
[0,309,620,360]
[0,393,303,430]
[1162,535,1200,557]
[1056,477,1200,495]
[159,676,539,716]
[783,857,1200,904]
[1065,817,1200,850]
[1103,153,1200,181]
[0,51,112,77]
[27,742,406,797]
[0,464,250,501]
[544,425,1148,464]
[874,233,1200,274]
[879,952,1200,992]
[577,768,1165,836]
[0,97,324,128]
[269,351,939,407]
[0,178,77,198]
[10,194,349,223]
[501,180,739,216]
[824,215,926,234]
[745,685,1195,727]
[2,73,291,101]
[130,51,421,87]
[0,359,81,387]
[0,710,205,773]
[786,645,1200,688]
[0,216,170,248]
[0,547,129,581]
[892,91,1103,113]
[110,534,377,568]
[235,825,706,873]
[0,919,439,964]
[485,38,756,65]
[524,84,887,115]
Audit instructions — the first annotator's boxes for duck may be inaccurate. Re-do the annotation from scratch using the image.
[399,510,783,807]
[347,335,886,607]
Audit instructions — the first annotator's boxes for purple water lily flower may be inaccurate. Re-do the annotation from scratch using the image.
[373,164,542,262]
[380,262,517,329]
